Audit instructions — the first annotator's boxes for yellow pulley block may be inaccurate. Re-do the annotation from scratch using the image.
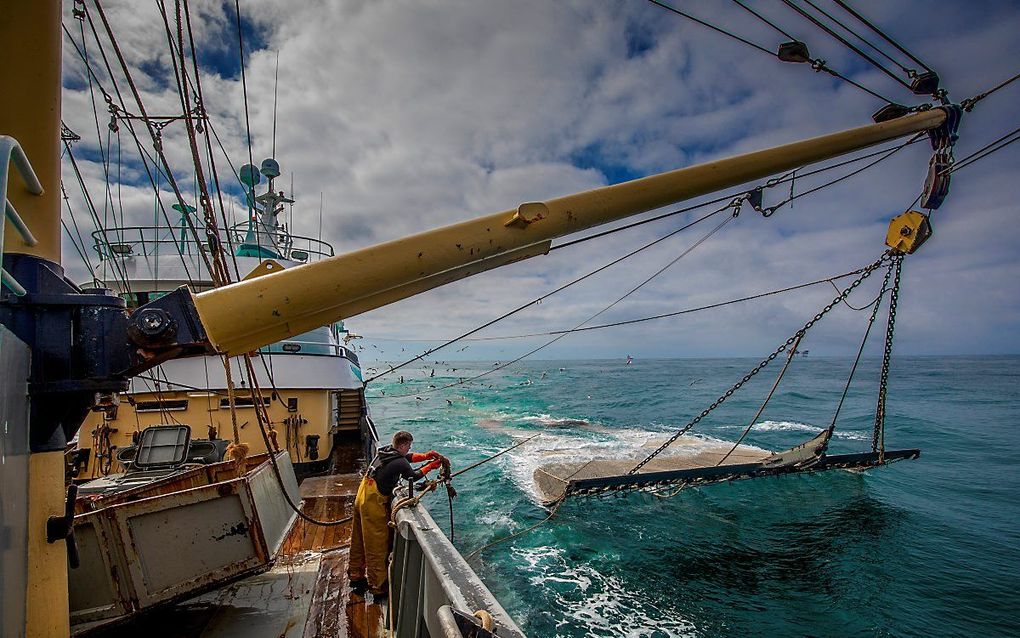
[885,210,932,254]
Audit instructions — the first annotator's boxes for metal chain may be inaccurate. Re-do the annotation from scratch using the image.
[627,252,892,475]
[873,254,903,460]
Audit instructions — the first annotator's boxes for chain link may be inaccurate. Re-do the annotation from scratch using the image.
[627,252,892,475]
[873,254,903,460]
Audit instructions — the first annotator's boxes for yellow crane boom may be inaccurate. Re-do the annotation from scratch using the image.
[193,109,946,356]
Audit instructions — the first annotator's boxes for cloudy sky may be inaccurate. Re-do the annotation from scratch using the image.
[58,0,1020,362]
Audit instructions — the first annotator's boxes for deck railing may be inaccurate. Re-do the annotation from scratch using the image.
[90,223,335,264]
[390,488,526,638]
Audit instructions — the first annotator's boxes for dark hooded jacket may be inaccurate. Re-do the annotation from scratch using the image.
[369,445,425,497]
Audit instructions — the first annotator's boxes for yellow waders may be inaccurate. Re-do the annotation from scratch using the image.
[348,476,392,594]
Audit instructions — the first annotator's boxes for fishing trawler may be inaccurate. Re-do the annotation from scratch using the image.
[4,1,1013,637]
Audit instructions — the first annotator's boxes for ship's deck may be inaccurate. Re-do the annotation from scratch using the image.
[89,473,387,638]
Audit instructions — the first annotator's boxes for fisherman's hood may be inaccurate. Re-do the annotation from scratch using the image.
[375,445,405,466]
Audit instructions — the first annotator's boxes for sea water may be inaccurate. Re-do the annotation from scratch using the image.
[365,356,1019,637]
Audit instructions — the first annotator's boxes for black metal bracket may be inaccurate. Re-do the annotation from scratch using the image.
[0,256,216,453]
[123,286,214,375]
[46,484,80,569]
[1,255,130,452]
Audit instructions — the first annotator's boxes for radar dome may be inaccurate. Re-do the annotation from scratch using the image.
[260,158,281,179]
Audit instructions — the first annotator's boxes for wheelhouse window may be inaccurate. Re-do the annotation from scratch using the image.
[134,399,189,412]
[219,396,271,409]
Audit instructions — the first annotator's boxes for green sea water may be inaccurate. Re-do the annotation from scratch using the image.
[365,355,1019,637]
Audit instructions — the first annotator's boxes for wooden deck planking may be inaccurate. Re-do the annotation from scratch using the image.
[281,473,360,556]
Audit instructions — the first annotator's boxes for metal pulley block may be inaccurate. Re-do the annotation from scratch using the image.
[910,71,940,96]
[919,104,963,209]
[885,210,932,254]
[920,151,952,209]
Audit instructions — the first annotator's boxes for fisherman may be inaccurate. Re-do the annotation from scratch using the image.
[348,430,446,600]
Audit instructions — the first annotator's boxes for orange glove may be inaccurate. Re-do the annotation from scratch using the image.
[420,459,443,475]
[410,450,440,463]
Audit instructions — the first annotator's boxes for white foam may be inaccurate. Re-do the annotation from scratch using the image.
[519,414,592,428]
[719,420,868,441]
[511,545,696,637]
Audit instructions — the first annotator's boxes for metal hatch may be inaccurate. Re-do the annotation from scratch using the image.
[132,425,191,469]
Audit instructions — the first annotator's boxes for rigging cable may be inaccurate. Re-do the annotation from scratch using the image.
[833,0,934,74]
[779,0,914,92]
[647,0,895,103]
[456,266,867,341]
[828,259,894,437]
[752,132,923,216]
[715,332,804,467]
[385,209,738,398]
[944,124,1020,175]
[63,15,198,283]
[63,141,135,292]
[90,0,218,284]
[58,179,100,282]
[961,71,1020,112]
[363,204,732,384]
[182,0,242,282]
[157,0,232,285]
[799,0,923,83]
[76,11,117,241]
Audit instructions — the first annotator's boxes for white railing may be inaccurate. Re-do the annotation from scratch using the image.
[0,136,43,296]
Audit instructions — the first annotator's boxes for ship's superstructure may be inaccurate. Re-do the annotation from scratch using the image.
[74,159,369,479]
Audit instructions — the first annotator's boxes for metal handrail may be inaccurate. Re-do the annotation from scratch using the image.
[90,224,335,262]
[0,135,44,296]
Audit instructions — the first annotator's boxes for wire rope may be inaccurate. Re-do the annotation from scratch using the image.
[833,0,934,74]
[384,211,737,398]
[780,0,914,92]
[433,267,867,342]
[945,125,1020,174]
[91,0,216,284]
[801,0,919,79]
[364,203,731,384]
[648,0,896,103]
[65,14,199,283]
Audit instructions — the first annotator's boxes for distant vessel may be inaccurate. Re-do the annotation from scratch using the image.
[626,355,633,365]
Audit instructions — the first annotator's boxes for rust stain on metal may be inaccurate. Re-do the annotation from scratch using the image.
[212,522,248,541]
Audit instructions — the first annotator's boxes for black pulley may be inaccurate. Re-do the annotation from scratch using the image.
[777,41,811,63]
[872,103,911,123]
[910,71,940,96]
[920,153,952,209]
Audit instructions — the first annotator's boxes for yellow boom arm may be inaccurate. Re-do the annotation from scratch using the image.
[193,109,945,355]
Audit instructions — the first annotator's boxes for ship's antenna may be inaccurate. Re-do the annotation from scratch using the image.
[318,191,324,245]
[272,50,280,158]
[289,172,295,233]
